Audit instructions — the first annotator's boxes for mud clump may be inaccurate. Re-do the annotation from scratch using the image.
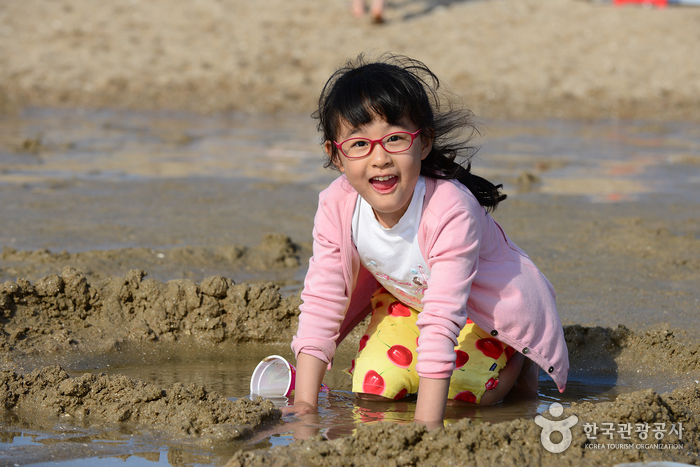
[0,266,302,355]
[0,365,280,442]
[565,324,700,376]
[228,385,699,466]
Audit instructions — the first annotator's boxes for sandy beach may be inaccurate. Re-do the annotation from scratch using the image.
[1,0,700,465]
[1,0,700,121]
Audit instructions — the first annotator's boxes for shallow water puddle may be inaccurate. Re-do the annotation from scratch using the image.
[1,109,699,202]
[478,119,700,203]
[0,344,639,466]
[245,377,625,449]
[0,108,330,185]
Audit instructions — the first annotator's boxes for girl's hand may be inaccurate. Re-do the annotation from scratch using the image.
[413,419,446,431]
[280,403,322,440]
[414,376,450,424]
[282,353,327,417]
[280,401,317,416]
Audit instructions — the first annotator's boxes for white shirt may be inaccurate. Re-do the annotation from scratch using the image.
[352,176,431,310]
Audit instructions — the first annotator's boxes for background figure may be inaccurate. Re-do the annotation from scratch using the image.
[352,0,386,23]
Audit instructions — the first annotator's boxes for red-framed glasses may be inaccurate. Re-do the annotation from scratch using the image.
[334,128,422,159]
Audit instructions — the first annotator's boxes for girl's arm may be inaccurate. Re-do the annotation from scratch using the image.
[414,196,483,422]
[415,205,482,394]
[280,353,327,415]
[414,376,450,424]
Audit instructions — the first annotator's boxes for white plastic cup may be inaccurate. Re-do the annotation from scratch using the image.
[250,355,296,398]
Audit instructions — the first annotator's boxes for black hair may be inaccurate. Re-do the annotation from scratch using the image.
[313,53,506,211]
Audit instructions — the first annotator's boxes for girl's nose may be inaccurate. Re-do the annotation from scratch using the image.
[369,142,392,166]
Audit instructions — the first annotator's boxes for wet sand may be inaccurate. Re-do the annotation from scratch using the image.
[1,0,700,465]
[2,187,699,464]
[1,261,699,464]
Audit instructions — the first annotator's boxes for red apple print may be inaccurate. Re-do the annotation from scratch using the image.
[504,345,515,361]
[359,335,370,352]
[387,345,412,368]
[466,318,473,324]
[485,377,499,391]
[362,370,385,395]
[455,350,470,368]
[476,338,504,360]
[454,391,477,403]
[394,388,408,400]
[388,301,411,317]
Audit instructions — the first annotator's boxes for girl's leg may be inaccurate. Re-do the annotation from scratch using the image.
[370,0,385,23]
[447,319,525,406]
[470,352,524,406]
[351,289,420,401]
[510,355,540,398]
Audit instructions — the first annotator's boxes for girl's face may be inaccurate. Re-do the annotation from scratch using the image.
[326,116,432,229]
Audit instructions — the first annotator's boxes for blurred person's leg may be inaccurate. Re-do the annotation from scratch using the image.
[370,0,385,23]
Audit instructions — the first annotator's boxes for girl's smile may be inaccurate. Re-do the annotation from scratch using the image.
[370,174,398,193]
[327,116,432,229]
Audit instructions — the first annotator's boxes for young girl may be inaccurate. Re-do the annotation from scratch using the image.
[286,54,568,424]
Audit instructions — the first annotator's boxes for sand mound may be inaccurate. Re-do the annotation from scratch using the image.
[0,267,302,355]
[0,365,280,443]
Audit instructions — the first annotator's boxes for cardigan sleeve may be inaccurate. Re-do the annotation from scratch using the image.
[414,206,482,379]
[291,194,351,364]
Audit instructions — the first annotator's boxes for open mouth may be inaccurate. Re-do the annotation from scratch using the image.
[370,175,398,192]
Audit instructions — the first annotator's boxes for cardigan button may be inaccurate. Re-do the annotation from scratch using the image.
[490,330,498,336]
[522,347,529,354]
[548,366,554,373]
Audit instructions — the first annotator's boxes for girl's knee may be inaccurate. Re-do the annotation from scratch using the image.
[483,351,526,403]
[449,352,526,406]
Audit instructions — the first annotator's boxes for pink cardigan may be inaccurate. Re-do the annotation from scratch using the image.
[292,175,569,392]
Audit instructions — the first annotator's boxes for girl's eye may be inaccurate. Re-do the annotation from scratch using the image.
[351,140,369,148]
[387,133,410,142]
[384,133,410,147]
